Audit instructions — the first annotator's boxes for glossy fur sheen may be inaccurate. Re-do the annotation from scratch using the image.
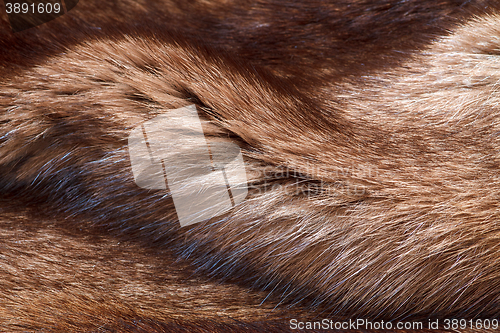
[1,0,500,332]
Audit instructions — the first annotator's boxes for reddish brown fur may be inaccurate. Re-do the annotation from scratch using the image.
[1,0,500,332]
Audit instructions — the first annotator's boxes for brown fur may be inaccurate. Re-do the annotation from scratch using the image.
[1,0,500,331]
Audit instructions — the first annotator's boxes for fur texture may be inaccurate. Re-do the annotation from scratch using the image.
[1,0,500,331]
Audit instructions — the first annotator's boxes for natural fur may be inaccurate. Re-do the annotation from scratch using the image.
[1,0,500,332]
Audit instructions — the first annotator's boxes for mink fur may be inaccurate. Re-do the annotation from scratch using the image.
[1,0,500,332]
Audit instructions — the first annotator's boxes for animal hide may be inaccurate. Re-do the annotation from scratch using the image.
[1,0,500,332]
